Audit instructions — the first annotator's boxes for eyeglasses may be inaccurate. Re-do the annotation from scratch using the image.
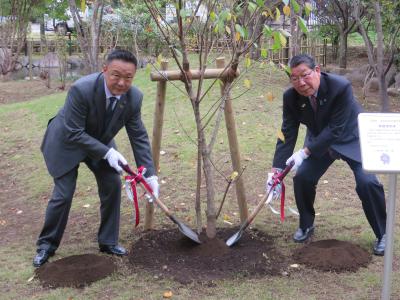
[109,73,134,82]
[290,70,314,84]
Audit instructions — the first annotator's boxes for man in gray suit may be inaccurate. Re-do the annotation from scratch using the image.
[33,50,159,267]
[266,54,386,255]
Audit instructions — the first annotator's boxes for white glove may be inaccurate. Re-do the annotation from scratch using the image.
[103,148,127,173]
[286,148,309,172]
[265,171,282,203]
[144,175,159,202]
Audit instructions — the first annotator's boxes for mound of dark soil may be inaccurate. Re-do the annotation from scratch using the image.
[128,227,286,284]
[292,239,372,272]
[35,254,117,288]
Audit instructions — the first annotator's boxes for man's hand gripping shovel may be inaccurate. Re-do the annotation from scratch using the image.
[226,161,294,247]
[120,162,201,244]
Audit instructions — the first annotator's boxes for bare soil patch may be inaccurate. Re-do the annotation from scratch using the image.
[35,254,117,288]
[128,227,286,284]
[293,239,372,272]
[0,79,69,104]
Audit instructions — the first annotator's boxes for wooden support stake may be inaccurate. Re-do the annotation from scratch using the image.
[216,57,248,222]
[144,60,169,230]
[150,67,239,82]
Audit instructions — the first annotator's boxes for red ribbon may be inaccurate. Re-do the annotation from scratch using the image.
[124,166,154,227]
[271,172,287,222]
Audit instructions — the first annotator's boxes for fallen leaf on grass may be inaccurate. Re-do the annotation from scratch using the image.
[223,220,233,225]
[0,220,6,226]
[27,275,35,282]
[83,204,90,208]
[223,214,231,220]
[16,210,23,214]
[290,264,299,268]
[163,290,173,298]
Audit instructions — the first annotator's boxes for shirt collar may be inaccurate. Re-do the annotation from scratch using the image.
[104,80,122,100]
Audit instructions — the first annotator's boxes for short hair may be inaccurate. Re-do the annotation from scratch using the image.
[289,54,316,69]
[106,49,137,67]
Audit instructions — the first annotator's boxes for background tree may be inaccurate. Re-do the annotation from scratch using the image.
[0,0,41,76]
[68,0,105,73]
[314,0,361,68]
[354,0,400,112]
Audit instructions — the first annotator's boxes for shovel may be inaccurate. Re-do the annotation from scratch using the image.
[120,163,201,244]
[226,161,294,247]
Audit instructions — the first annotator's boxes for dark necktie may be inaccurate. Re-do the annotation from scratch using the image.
[310,95,317,113]
[104,96,117,128]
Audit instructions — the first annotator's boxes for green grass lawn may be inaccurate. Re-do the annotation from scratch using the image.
[0,58,399,299]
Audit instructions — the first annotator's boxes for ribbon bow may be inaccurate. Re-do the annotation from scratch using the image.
[124,166,155,227]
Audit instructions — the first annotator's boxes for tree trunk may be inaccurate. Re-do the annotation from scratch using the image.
[338,31,347,69]
[69,0,104,73]
[374,1,389,112]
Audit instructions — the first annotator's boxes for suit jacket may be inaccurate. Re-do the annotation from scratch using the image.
[41,72,155,178]
[272,72,362,169]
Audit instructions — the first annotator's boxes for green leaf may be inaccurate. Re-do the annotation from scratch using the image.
[210,11,216,21]
[248,2,257,13]
[261,48,268,58]
[214,23,219,33]
[235,24,245,38]
[292,0,300,13]
[282,0,289,5]
[298,16,308,34]
[272,32,282,50]
[263,24,272,37]
[305,2,312,17]
[256,0,264,7]
[275,7,281,21]
[225,25,231,35]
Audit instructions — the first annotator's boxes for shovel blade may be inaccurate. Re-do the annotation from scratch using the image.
[226,230,243,247]
[169,215,201,244]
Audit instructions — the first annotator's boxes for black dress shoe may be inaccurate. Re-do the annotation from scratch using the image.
[99,244,127,256]
[33,249,54,267]
[293,226,315,243]
[373,234,385,256]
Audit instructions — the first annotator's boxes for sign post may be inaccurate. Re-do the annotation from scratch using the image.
[358,113,400,300]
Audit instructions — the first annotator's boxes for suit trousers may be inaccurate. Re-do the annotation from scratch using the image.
[36,159,122,253]
[293,152,386,239]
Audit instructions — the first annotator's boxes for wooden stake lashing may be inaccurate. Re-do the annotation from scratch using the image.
[145,57,248,228]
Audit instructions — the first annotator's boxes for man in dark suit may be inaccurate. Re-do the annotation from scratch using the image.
[266,54,386,255]
[33,50,159,267]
